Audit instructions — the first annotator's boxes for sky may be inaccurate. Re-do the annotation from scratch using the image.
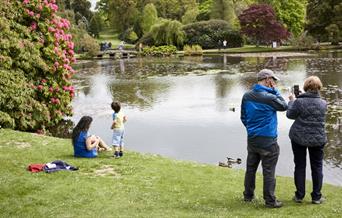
[89,0,98,11]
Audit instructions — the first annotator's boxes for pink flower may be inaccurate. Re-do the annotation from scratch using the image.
[37,5,43,11]
[30,22,37,30]
[27,10,34,17]
[67,42,74,49]
[37,85,43,91]
[41,79,47,83]
[23,0,30,4]
[49,87,54,92]
[36,14,40,19]
[48,27,55,32]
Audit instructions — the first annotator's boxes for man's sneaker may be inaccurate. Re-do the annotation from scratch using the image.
[292,196,303,203]
[244,197,254,202]
[312,197,325,204]
[265,200,283,208]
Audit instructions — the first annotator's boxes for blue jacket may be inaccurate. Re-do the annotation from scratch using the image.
[241,84,288,138]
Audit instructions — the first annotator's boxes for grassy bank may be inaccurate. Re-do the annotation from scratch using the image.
[1,129,341,217]
[97,29,135,49]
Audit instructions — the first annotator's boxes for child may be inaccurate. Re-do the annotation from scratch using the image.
[111,102,127,158]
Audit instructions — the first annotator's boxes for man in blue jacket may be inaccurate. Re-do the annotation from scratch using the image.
[240,69,288,208]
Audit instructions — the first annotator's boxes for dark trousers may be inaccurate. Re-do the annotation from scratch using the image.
[291,141,324,201]
[244,143,279,204]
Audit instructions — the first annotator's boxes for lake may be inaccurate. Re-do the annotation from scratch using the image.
[71,51,342,186]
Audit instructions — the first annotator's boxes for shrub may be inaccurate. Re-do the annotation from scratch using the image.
[119,28,139,44]
[0,0,76,132]
[183,45,203,56]
[0,112,15,129]
[183,19,243,49]
[289,31,318,50]
[142,45,177,56]
[0,69,49,130]
[79,34,100,58]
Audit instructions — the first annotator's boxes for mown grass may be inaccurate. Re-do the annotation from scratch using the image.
[97,29,135,49]
[0,129,341,217]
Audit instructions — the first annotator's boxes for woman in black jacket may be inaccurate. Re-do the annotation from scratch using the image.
[287,76,327,204]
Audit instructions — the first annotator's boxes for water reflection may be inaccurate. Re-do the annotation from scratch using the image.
[71,52,342,185]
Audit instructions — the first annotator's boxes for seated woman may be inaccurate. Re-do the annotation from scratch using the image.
[72,116,111,158]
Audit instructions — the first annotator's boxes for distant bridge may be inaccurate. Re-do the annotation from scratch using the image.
[96,49,138,59]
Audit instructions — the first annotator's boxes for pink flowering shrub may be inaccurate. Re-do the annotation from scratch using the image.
[0,0,76,132]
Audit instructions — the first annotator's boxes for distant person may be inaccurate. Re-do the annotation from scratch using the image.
[118,41,125,51]
[111,102,127,158]
[108,42,112,49]
[218,39,222,50]
[72,116,111,158]
[240,69,288,208]
[223,40,227,49]
[287,76,327,204]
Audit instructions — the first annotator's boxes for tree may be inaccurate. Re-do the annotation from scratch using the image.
[197,0,213,21]
[238,4,290,45]
[306,0,341,44]
[107,0,138,33]
[182,8,199,24]
[141,3,158,34]
[71,0,93,24]
[257,0,307,36]
[211,0,238,29]
[149,19,185,47]
[89,13,102,38]
[151,0,197,20]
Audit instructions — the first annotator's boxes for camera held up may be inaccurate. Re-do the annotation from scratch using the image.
[293,85,300,97]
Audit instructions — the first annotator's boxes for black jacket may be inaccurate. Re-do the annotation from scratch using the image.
[286,91,327,146]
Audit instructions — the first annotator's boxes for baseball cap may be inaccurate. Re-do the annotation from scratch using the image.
[257,69,280,81]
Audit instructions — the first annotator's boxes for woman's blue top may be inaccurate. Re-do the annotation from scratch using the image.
[73,131,97,158]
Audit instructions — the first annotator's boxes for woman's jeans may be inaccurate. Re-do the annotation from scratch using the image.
[291,141,324,201]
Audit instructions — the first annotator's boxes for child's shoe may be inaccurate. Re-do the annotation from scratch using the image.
[113,151,120,158]
[119,151,123,157]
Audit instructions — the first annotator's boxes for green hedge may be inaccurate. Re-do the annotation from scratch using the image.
[183,19,244,49]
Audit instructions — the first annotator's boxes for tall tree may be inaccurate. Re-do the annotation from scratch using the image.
[151,0,197,20]
[238,4,290,45]
[71,0,93,23]
[211,0,238,29]
[89,13,102,38]
[107,0,139,33]
[197,0,213,21]
[306,0,341,44]
[258,0,307,36]
[141,3,158,34]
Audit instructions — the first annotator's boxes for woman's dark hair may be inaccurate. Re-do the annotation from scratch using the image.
[111,102,121,113]
[72,116,93,146]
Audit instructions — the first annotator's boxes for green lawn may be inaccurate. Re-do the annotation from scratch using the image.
[97,29,135,49]
[0,129,341,217]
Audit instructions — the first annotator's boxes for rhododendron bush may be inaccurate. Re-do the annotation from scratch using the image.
[0,0,76,132]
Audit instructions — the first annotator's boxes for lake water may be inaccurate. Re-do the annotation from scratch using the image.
[71,51,342,186]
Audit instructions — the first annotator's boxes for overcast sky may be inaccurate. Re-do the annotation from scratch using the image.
[90,0,98,11]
